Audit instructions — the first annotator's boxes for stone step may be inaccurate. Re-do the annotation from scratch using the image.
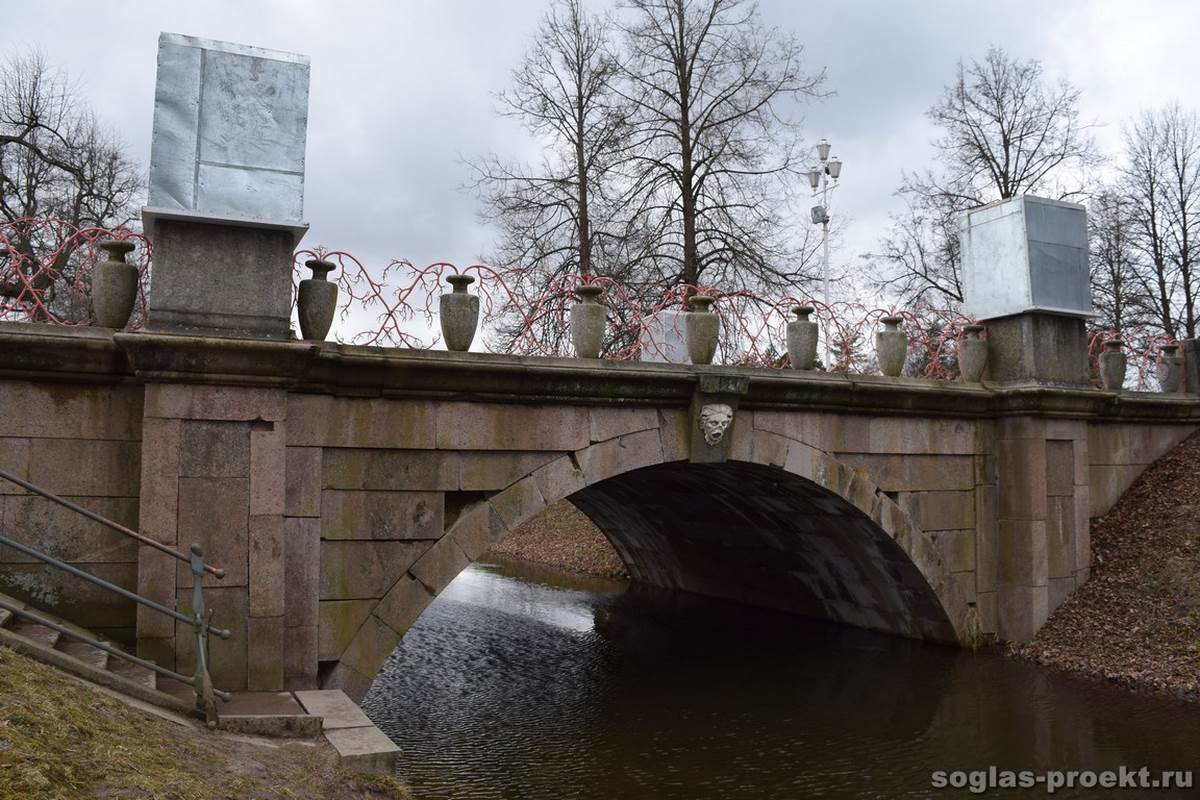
[0,591,191,718]
[57,639,111,671]
[107,657,158,691]
[323,725,400,775]
[293,689,373,730]
[156,677,194,704]
[0,607,12,628]
[9,620,61,649]
[294,689,398,774]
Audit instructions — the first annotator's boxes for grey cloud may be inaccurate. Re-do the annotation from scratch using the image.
[5,0,1197,293]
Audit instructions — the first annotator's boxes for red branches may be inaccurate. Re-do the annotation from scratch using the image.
[289,248,989,378]
[5,222,1168,389]
[0,217,150,326]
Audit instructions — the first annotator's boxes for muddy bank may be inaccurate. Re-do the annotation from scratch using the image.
[1011,432,1200,703]
[486,500,628,580]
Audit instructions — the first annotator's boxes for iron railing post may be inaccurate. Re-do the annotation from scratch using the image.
[190,544,219,726]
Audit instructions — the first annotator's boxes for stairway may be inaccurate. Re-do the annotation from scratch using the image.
[0,592,192,716]
[0,593,397,772]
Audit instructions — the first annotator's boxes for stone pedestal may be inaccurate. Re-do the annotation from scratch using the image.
[1180,338,1199,393]
[984,312,1090,385]
[960,195,1092,386]
[142,33,310,340]
[146,219,296,340]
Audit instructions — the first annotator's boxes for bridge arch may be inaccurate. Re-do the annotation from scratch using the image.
[325,416,968,700]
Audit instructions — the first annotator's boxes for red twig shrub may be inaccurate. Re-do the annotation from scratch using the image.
[0,218,150,326]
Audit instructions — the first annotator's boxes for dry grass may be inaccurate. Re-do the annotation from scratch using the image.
[0,645,413,800]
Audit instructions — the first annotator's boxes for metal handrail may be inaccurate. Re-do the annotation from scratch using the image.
[0,468,229,724]
[0,468,224,578]
[0,597,231,701]
[0,533,230,638]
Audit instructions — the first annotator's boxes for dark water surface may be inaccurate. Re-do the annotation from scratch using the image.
[361,560,1199,799]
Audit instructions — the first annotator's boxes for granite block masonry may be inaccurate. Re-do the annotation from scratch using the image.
[2,325,1195,697]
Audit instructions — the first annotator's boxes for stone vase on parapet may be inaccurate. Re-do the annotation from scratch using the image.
[685,295,719,365]
[957,324,987,382]
[876,315,908,377]
[786,305,818,370]
[1099,340,1126,391]
[297,258,338,341]
[571,284,606,359]
[440,274,480,352]
[1157,343,1183,393]
[91,240,138,329]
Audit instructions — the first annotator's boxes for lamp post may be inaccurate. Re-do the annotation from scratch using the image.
[808,140,842,369]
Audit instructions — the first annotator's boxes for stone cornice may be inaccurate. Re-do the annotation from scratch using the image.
[0,323,1197,423]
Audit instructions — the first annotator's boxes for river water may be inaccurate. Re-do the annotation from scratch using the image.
[362,559,1199,799]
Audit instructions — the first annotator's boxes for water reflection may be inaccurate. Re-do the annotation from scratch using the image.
[362,560,1199,800]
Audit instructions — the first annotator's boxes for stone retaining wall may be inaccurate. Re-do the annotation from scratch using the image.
[0,381,143,642]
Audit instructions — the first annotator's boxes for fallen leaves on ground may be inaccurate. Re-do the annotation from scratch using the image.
[1011,432,1200,702]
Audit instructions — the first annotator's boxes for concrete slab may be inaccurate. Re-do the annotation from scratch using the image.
[293,689,372,729]
[323,725,399,774]
[220,691,305,716]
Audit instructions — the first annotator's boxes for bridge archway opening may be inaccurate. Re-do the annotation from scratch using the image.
[328,440,966,700]
[567,460,957,643]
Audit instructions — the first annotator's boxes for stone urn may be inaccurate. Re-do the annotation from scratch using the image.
[1157,343,1183,393]
[440,273,479,351]
[786,305,819,370]
[685,295,719,365]
[1099,339,1127,391]
[875,315,908,377]
[91,240,138,329]
[571,284,606,359]
[957,324,987,382]
[297,258,338,341]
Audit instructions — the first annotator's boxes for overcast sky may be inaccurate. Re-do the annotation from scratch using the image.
[5,0,1200,295]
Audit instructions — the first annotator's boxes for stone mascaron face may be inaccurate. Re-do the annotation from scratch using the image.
[699,403,734,446]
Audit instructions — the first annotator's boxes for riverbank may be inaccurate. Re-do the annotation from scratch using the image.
[0,645,412,799]
[1011,431,1200,703]
[487,499,628,579]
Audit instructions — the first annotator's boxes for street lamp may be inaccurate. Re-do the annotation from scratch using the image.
[810,139,843,369]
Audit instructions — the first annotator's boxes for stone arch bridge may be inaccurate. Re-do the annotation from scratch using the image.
[0,324,1195,701]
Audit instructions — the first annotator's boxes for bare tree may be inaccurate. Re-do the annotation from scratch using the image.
[0,49,142,313]
[614,0,826,294]
[868,183,965,306]
[468,0,635,351]
[870,47,1099,310]
[1160,104,1200,338]
[1088,188,1145,332]
[1121,105,1200,338]
[927,47,1098,203]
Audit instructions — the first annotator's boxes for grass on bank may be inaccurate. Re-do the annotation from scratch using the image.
[0,645,412,800]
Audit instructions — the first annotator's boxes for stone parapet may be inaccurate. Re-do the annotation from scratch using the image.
[0,324,1195,424]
